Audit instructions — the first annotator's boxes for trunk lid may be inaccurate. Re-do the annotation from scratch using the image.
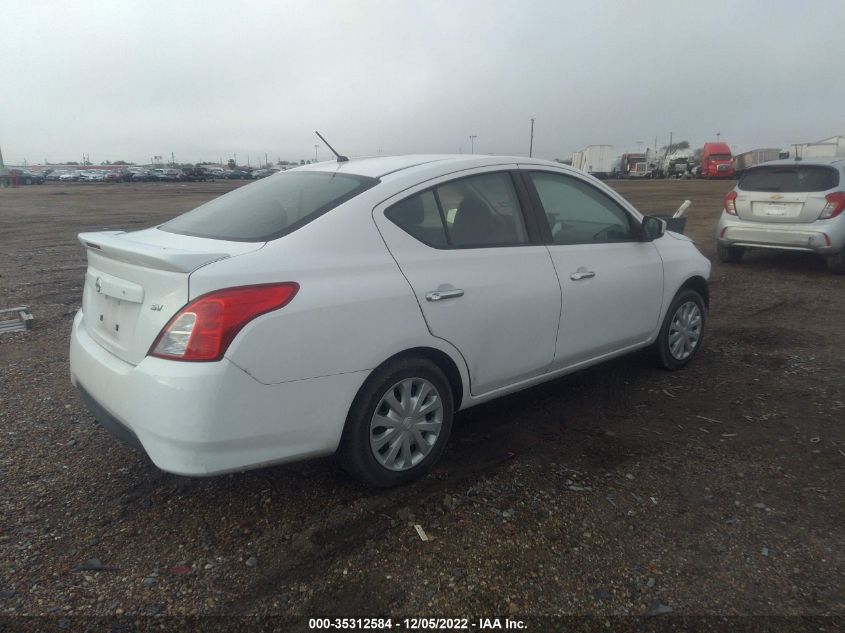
[79,228,263,365]
[734,164,839,224]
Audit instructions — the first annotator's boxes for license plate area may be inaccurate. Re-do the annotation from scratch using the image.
[751,201,802,218]
[91,294,130,342]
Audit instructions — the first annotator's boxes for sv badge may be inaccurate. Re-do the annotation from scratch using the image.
[150,303,164,312]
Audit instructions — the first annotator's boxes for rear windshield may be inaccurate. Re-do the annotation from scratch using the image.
[739,165,839,193]
[161,171,378,241]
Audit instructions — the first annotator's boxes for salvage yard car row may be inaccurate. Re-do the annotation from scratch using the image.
[27,166,282,183]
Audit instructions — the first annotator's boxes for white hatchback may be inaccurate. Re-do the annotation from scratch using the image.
[70,155,711,486]
[716,157,845,272]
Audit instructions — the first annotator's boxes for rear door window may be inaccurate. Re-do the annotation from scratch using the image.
[161,171,378,241]
[385,172,530,248]
[739,166,839,192]
[435,172,528,247]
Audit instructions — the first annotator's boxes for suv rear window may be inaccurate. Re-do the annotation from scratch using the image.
[739,165,839,193]
[161,171,378,241]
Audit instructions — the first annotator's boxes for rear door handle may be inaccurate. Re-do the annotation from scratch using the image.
[425,289,464,301]
[570,270,595,281]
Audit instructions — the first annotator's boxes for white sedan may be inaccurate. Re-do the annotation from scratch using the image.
[69,155,711,486]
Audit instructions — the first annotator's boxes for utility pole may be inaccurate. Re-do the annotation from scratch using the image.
[265,152,268,168]
[314,145,319,161]
[171,151,175,166]
[716,131,721,141]
[469,135,477,153]
[529,118,535,158]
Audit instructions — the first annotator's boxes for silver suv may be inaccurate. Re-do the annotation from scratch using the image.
[716,157,845,272]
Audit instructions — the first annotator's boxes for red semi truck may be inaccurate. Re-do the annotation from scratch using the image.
[699,142,735,178]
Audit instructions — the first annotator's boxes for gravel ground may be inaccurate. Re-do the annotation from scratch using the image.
[0,179,843,631]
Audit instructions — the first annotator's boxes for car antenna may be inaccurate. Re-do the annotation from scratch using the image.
[315,131,349,162]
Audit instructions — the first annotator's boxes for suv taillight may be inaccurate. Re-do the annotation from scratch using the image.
[149,283,299,361]
[724,190,738,215]
[819,192,845,220]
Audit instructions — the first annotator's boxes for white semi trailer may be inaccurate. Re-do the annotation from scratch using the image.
[733,148,780,178]
[788,136,845,159]
[570,145,615,179]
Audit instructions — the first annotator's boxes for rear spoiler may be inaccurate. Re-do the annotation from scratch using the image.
[78,231,229,273]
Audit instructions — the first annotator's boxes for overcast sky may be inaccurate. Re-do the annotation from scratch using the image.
[3,0,843,166]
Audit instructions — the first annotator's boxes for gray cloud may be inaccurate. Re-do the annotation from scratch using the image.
[2,0,842,165]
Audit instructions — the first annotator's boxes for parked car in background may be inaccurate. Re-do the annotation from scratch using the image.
[10,169,45,185]
[717,157,845,272]
[155,169,184,182]
[127,169,153,182]
[700,142,735,179]
[80,170,106,182]
[70,154,710,486]
[184,167,213,182]
[225,169,252,180]
[59,171,80,182]
[103,171,129,183]
[251,169,279,179]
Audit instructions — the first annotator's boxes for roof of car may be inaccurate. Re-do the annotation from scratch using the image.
[292,154,562,179]
[755,157,845,168]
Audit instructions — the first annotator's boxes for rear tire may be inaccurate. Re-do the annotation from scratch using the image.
[653,289,706,371]
[826,249,845,274]
[338,357,454,487]
[717,243,745,263]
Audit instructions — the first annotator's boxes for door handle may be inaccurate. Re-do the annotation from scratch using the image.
[425,289,464,301]
[570,270,596,281]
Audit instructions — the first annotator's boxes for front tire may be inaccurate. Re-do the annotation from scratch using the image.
[338,357,454,487]
[654,289,706,370]
[717,243,745,263]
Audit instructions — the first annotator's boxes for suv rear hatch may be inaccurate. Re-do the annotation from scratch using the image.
[735,164,840,223]
[79,228,263,365]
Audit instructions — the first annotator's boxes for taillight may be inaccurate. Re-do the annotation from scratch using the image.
[819,192,845,219]
[149,283,299,361]
[724,190,738,215]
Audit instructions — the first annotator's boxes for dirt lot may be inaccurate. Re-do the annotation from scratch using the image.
[1,179,843,629]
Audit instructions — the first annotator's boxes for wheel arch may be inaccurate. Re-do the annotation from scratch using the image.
[678,275,709,308]
[372,347,465,411]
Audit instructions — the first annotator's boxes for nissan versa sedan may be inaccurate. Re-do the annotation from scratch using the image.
[717,157,845,272]
[70,155,711,486]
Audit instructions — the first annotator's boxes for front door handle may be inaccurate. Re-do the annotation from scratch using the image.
[425,289,464,301]
[570,270,596,281]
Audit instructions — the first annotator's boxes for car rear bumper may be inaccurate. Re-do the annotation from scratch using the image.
[716,213,845,253]
[69,311,369,476]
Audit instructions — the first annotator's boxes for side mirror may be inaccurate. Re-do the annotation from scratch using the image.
[642,215,666,241]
